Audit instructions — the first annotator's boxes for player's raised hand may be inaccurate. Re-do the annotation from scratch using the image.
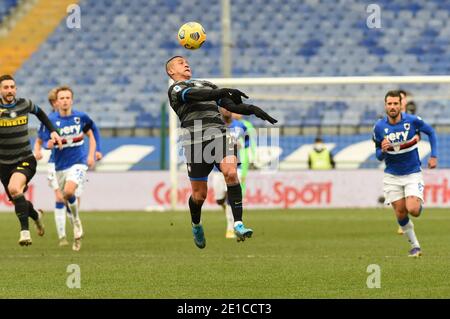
[381,138,391,152]
[249,105,278,125]
[220,88,249,105]
[50,131,63,150]
[428,157,437,169]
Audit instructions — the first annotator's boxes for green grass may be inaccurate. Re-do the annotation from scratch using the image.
[0,208,450,298]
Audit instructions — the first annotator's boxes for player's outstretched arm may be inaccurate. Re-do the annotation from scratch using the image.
[219,98,278,124]
[175,86,248,105]
[32,106,63,149]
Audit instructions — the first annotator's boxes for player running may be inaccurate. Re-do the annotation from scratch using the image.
[34,87,102,247]
[0,74,62,246]
[373,90,438,257]
[166,55,277,248]
[41,86,96,251]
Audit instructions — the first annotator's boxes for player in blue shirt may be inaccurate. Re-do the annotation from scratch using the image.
[373,90,438,257]
[211,108,251,239]
[42,86,97,251]
[34,87,102,247]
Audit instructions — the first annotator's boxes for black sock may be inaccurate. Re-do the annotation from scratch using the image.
[227,183,243,222]
[188,196,203,225]
[27,201,38,221]
[12,194,29,231]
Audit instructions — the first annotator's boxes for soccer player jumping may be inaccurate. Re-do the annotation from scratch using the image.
[166,56,277,249]
[373,90,438,257]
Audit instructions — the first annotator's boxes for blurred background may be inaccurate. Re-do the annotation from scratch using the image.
[0,0,449,209]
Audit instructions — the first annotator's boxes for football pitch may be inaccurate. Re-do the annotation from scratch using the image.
[0,208,450,299]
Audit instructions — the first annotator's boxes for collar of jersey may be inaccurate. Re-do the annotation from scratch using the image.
[0,99,17,108]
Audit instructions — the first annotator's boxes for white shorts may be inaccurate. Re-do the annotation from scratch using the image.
[383,172,424,204]
[211,169,242,201]
[47,162,59,190]
[56,164,88,198]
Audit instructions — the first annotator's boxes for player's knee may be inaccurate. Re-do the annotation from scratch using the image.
[192,192,207,204]
[216,198,226,206]
[407,206,421,217]
[8,185,22,198]
[63,190,76,200]
[222,169,238,184]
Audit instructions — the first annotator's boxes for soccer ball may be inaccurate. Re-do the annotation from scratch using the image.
[177,22,206,50]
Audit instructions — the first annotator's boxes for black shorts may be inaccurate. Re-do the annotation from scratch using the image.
[183,134,237,181]
[0,155,37,200]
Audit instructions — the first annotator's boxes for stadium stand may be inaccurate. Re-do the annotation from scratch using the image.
[0,0,18,23]
[7,0,450,130]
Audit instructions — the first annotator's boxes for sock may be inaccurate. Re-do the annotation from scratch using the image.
[398,216,420,248]
[188,196,202,225]
[227,183,243,223]
[225,205,234,231]
[12,194,29,231]
[54,202,67,239]
[67,196,79,221]
[27,200,39,221]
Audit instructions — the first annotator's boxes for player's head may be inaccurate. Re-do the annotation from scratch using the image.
[384,90,402,119]
[166,56,191,81]
[48,88,58,110]
[220,107,232,123]
[398,89,408,112]
[0,74,16,104]
[313,137,325,151]
[55,86,74,112]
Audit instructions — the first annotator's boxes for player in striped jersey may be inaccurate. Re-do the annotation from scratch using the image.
[373,90,438,257]
[166,55,277,248]
[0,74,62,246]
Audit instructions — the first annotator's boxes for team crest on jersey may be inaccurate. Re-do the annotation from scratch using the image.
[10,111,16,118]
[384,128,389,133]
[56,121,61,126]
[74,117,80,124]
[173,85,182,92]
[404,123,410,130]
[194,82,203,87]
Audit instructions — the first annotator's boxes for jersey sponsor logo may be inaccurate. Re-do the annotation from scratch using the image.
[16,167,24,170]
[385,130,409,143]
[0,116,28,127]
[22,162,29,166]
[59,124,81,135]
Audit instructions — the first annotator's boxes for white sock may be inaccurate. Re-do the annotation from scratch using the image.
[54,206,66,239]
[225,205,234,231]
[68,197,80,221]
[401,219,420,248]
